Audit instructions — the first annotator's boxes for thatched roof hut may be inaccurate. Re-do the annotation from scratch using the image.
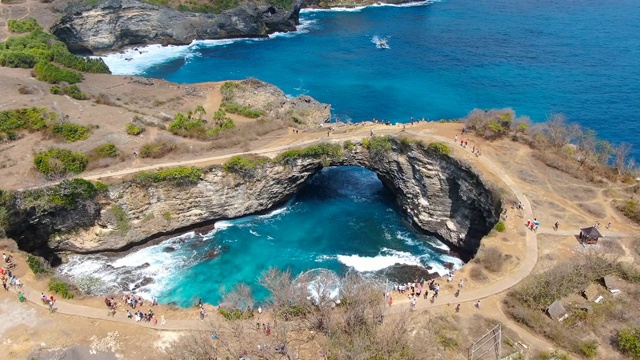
[547,300,569,322]
[580,227,603,244]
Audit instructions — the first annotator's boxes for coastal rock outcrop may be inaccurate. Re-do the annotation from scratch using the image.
[4,138,501,259]
[51,0,301,53]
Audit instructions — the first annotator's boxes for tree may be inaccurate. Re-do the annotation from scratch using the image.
[614,143,633,176]
[194,105,206,120]
[545,113,580,152]
[577,128,598,168]
[513,116,531,137]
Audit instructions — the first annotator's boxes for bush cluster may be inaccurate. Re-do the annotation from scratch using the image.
[220,81,240,101]
[7,18,40,33]
[218,307,253,320]
[21,179,97,212]
[618,326,640,359]
[222,102,264,118]
[0,26,110,73]
[223,155,269,174]
[52,122,91,142]
[427,142,451,156]
[33,147,88,177]
[362,135,392,156]
[125,123,145,136]
[619,200,640,225]
[110,205,129,231]
[48,277,74,299]
[34,61,83,84]
[168,109,235,139]
[494,221,506,232]
[139,141,176,158]
[133,166,203,185]
[27,255,48,275]
[0,107,55,140]
[91,143,120,158]
[276,143,342,162]
[50,84,88,100]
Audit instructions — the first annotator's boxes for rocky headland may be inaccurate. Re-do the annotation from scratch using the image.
[3,138,501,262]
[50,0,426,53]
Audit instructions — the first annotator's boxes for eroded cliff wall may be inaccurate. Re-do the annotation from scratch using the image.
[5,138,501,259]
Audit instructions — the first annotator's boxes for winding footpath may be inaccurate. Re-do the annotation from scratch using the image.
[9,125,540,330]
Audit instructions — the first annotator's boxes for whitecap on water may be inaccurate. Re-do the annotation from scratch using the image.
[337,248,423,272]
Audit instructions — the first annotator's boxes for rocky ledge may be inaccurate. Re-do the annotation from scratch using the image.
[51,0,301,53]
[4,137,501,262]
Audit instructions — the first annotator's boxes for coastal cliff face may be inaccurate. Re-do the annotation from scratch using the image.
[5,138,501,259]
[51,0,301,53]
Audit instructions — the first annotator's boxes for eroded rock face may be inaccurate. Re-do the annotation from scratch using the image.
[6,139,501,258]
[51,0,300,53]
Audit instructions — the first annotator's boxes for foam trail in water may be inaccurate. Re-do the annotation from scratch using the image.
[301,0,436,13]
[102,18,317,75]
[337,248,423,272]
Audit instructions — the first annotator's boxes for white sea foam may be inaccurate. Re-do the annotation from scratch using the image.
[295,269,342,302]
[249,229,260,237]
[102,18,317,75]
[337,248,423,272]
[300,0,436,13]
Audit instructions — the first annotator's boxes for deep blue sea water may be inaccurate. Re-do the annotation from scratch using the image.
[76,0,640,305]
[61,167,458,306]
[105,0,640,159]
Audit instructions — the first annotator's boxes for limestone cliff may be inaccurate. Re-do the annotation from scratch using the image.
[4,138,501,260]
[51,0,301,53]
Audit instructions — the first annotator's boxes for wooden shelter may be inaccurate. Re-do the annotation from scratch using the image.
[603,275,622,295]
[582,284,604,303]
[547,300,569,322]
[579,226,603,244]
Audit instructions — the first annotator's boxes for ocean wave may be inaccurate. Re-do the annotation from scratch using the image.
[337,248,423,272]
[295,268,342,302]
[300,0,436,13]
[102,18,318,76]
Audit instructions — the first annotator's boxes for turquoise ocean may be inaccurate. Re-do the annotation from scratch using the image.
[61,0,640,306]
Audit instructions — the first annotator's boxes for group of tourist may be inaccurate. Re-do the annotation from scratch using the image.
[1,252,22,293]
[454,132,482,157]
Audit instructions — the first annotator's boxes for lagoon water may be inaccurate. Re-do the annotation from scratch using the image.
[61,167,459,306]
[70,0,640,305]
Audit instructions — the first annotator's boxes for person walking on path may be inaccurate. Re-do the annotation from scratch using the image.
[411,298,416,310]
[475,300,481,309]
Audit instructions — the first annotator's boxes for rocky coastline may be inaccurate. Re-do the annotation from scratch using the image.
[51,0,429,53]
[3,138,502,264]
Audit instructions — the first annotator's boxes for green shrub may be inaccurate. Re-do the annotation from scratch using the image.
[0,107,56,139]
[94,181,109,193]
[0,28,110,73]
[34,61,83,84]
[139,141,176,158]
[618,326,640,359]
[267,0,294,9]
[125,123,145,135]
[27,255,48,275]
[48,277,74,299]
[220,81,240,100]
[92,143,120,158]
[365,135,393,155]
[50,84,87,100]
[52,122,91,142]
[343,140,355,150]
[0,50,38,68]
[223,155,269,174]
[619,199,640,225]
[427,142,451,156]
[111,205,129,231]
[222,102,264,118]
[133,166,203,185]
[577,340,599,358]
[34,147,88,177]
[276,143,342,162]
[218,307,253,320]
[7,18,41,33]
[494,221,506,232]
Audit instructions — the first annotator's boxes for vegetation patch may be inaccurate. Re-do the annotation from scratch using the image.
[222,102,264,118]
[33,147,88,178]
[218,307,253,320]
[27,255,49,275]
[618,199,640,225]
[276,142,342,162]
[0,107,56,141]
[7,18,41,33]
[133,166,203,185]
[362,135,392,156]
[125,123,145,136]
[342,140,355,150]
[139,141,176,158]
[91,143,120,158]
[617,326,640,359]
[0,26,109,73]
[21,179,97,211]
[33,61,83,84]
[427,142,451,156]
[110,205,129,231]
[494,220,506,232]
[220,81,240,101]
[168,108,235,139]
[223,155,269,175]
[48,277,74,299]
[52,122,91,142]
[50,84,88,100]
[140,0,240,14]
